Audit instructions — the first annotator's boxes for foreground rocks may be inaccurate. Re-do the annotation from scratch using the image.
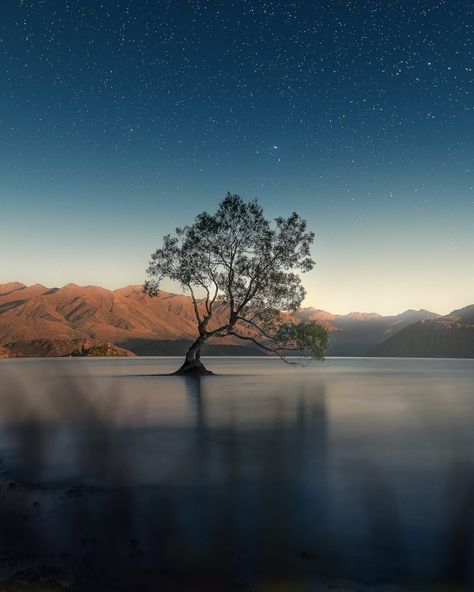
[0,346,14,359]
[67,339,135,357]
[1,339,135,358]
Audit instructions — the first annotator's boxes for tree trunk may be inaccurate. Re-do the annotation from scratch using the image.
[174,334,214,375]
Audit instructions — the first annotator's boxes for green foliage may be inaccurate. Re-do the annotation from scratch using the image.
[145,193,328,364]
[275,321,329,361]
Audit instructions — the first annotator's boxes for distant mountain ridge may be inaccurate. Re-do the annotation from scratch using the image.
[0,281,468,358]
[0,281,27,295]
[368,305,474,358]
[293,307,440,356]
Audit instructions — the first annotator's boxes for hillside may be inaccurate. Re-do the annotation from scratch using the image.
[294,307,440,356]
[0,281,442,357]
[368,305,474,358]
[0,282,253,357]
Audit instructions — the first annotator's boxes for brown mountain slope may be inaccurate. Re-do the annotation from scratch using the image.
[0,283,240,356]
[0,282,442,357]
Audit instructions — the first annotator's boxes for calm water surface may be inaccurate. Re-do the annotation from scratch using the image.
[0,356,473,590]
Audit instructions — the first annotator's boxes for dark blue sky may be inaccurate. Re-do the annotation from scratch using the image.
[1,0,472,313]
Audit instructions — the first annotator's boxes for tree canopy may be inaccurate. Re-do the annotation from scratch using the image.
[145,193,328,374]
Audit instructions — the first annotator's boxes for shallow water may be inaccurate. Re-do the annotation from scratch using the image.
[0,356,473,590]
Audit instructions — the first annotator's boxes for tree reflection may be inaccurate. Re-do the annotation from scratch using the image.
[0,362,473,590]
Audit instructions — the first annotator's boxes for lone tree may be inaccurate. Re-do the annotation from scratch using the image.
[145,194,329,374]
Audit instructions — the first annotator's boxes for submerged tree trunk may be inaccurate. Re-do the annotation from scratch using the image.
[174,334,214,375]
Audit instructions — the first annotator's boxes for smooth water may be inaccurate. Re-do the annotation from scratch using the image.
[0,356,473,590]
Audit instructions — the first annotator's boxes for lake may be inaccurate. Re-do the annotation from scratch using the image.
[0,356,473,591]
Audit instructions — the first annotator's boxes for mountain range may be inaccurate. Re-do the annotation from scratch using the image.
[0,282,472,358]
[367,305,474,358]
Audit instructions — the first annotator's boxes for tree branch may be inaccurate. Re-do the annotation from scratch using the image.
[186,284,203,325]
[227,332,303,366]
[236,316,278,340]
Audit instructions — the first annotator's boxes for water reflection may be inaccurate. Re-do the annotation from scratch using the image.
[0,358,473,590]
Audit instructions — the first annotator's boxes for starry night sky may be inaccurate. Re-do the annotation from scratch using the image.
[0,0,472,314]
